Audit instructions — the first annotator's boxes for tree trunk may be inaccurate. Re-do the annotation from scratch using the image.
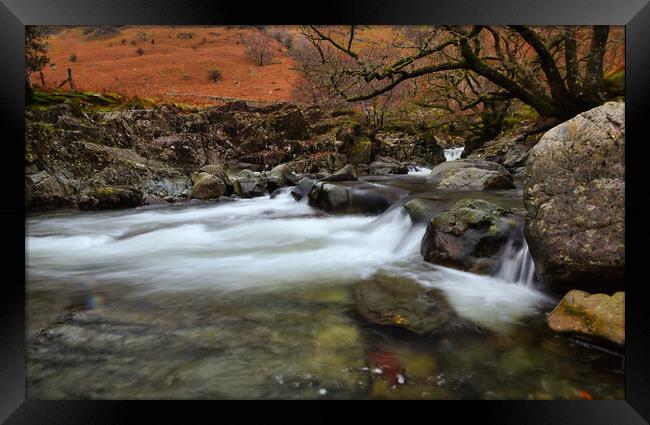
[25,72,34,104]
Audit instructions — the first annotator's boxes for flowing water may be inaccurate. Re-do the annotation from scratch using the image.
[26,179,624,400]
[444,147,465,161]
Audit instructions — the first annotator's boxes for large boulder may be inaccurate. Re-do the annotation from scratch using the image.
[354,273,469,336]
[547,290,624,346]
[308,181,406,215]
[425,160,515,191]
[524,102,625,291]
[198,164,233,194]
[421,199,521,273]
[191,173,227,199]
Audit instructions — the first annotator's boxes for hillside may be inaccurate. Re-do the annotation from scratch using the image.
[31,26,303,105]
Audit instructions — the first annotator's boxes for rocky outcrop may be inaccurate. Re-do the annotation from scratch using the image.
[78,187,143,210]
[375,132,445,166]
[354,273,468,336]
[547,290,624,346]
[425,160,515,191]
[308,181,406,215]
[524,102,625,291]
[421,199,521,273]
[466,134,535,170]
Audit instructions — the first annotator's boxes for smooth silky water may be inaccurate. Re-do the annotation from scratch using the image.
[26,177,624,400]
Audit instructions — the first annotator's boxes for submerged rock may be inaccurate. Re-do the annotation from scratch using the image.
[354,274,467,336]
[421,199,521,273]
[425,160,515,191]
[547,290,624,346]
[524,102,625,291]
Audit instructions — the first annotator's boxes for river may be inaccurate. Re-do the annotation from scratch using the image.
[25,175,624,399]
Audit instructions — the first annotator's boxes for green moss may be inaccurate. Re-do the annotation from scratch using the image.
[95,187,119,196]
[29,89,123,109]
[604,68,625,97]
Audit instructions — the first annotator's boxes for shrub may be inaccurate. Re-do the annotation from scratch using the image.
[69,53,77,62]
[208,68,222,83]
[136,47,145,56]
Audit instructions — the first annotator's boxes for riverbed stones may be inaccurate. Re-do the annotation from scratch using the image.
[524,102,625,291]
[354,273,464,336]
[425,160,515,191]
[191,172,226,199]
[547,290,624,346]
[421,199,521,272]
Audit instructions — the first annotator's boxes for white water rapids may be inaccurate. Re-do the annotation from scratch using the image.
[27,189,550,332]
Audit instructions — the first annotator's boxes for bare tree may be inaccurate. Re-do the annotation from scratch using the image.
[299,25,622,123]
[241,29,276,66]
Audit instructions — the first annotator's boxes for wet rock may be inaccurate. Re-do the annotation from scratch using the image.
[318,164,357,182]
[425,160,515,191]
[268,163,301,190]
[143,194,169,206]
[191,173,226,200]
[232,175,267,198]
[402,198,452,224]
[78,186,143,210]
[547,290,624,346]
[368,156,409,175]
[290,177,315,201]
[421,199,521,272]
[524,102,625,291]
[308,181,405,215]
[354,273,467,336]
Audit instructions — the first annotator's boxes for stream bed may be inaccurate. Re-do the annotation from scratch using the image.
[25,175,624,399]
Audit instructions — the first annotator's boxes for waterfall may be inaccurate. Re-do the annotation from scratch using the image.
[495,237,536,287]
[444,147,464,161]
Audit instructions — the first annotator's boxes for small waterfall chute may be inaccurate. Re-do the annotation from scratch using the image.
[444,147,464,161]
[495,237,536,287]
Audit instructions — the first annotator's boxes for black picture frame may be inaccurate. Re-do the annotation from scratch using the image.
[2,0,649,423]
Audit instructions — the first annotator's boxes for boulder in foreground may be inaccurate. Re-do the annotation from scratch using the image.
[524,101,624,291]
[547,290,624,346]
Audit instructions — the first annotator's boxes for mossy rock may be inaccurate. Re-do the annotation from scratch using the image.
[421,199,521,272]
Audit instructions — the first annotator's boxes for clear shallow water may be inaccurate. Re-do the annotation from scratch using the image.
[26,184,624,400]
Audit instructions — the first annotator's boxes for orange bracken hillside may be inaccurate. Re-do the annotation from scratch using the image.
[32,26,303,105]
